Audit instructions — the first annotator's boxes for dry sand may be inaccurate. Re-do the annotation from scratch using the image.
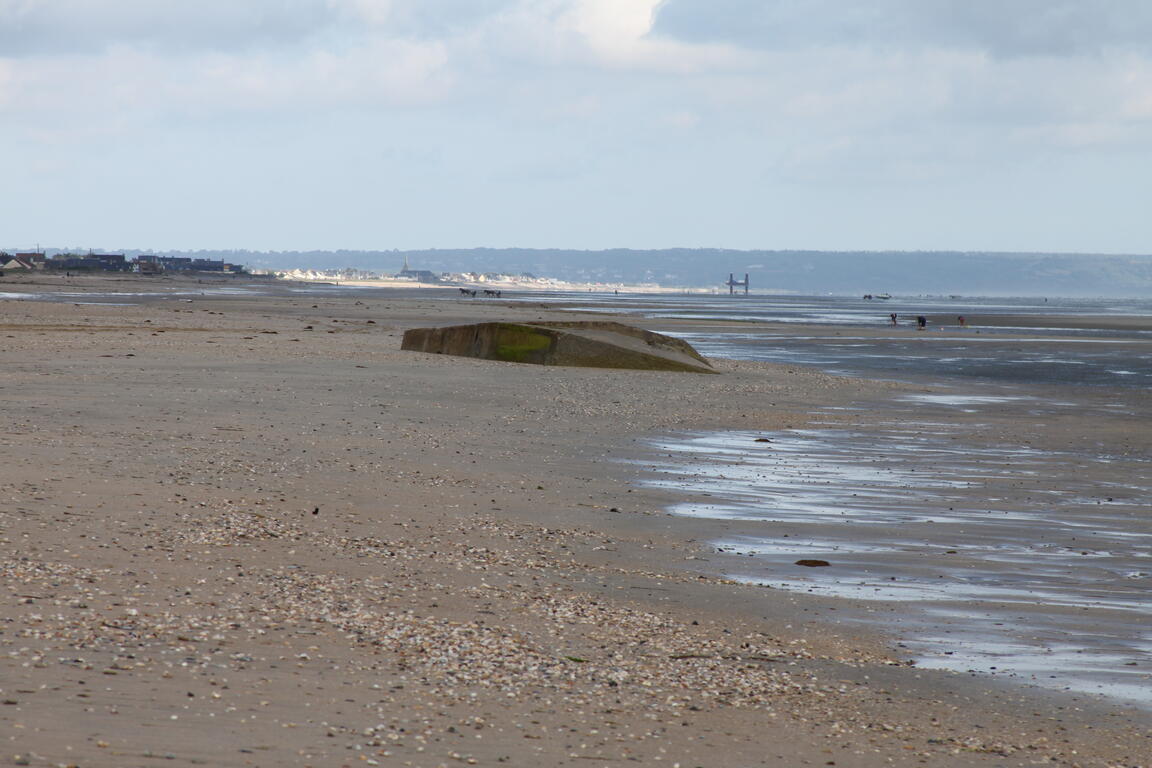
[1,274,1149,767]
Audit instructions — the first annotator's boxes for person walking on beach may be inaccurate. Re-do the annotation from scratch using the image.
[957,315,966,327]
[916,315,927,330]
[889,313,898,326]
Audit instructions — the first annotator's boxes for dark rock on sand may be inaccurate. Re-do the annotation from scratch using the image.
[401,321,716,374]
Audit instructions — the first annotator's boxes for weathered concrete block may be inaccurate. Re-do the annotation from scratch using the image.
[401,321,716,374]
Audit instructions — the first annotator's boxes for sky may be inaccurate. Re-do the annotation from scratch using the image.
[1,0,1150,253]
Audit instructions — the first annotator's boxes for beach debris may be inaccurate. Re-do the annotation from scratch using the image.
[795,559,831,567]
[312,507,320,515]
[401,321,716,373]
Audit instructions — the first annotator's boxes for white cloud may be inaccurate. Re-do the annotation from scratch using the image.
[550,0,753,71]
[652,0,1152,58]
[0,1,459,124]
[0,40,451,135]
[332,0,395,26]
[563,0,658,54]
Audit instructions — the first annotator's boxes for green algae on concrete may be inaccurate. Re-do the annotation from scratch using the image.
[491,324,554,363]
[401,321,716,374]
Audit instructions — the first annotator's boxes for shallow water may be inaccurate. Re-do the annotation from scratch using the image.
[533,290,1152,705]
[641,409,1152,705]
[511,291,1152,325]
[517,289,1152,703]
[0,286,267,301]
[508,290,1152,390]
[674,332,1152,390]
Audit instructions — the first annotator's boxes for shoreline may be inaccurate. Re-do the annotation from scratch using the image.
[2,277,1149,767]
[8,271,1152,317]
[275,276,720,295]
[639,409,1152,706]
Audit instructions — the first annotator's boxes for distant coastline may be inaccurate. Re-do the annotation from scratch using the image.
[272,272,738,295]
[7,246,1152,296]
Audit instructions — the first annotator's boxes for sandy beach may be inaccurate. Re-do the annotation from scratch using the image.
[2,274,1149,768]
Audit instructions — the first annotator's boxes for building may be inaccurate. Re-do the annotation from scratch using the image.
[398,268,439,282]
[397,255,439,283]
[45,253,129,272]
[133,255,243,273]
[2,256,38,271]
[14,252,46,268]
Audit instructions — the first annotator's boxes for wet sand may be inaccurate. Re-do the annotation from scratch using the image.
[1,274,1150,767]
[639,400,1152,701]
[932,314,1152,332]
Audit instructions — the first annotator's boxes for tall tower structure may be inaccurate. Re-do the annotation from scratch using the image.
[727,273,749,295]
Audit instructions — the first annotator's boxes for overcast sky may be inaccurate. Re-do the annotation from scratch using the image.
[2,0,1150,253]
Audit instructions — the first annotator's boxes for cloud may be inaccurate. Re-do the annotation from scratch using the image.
[333,0,395,27]
[0,59,12,107]
[562,0,659,54]
[2,0,1151,230]
[0,0,461,122]
[0,0,336,56]
[652,0,1152,58]
[555,0,753,70]
[0,0,537,57]
[1,38,450,124]
[336,0,513,37]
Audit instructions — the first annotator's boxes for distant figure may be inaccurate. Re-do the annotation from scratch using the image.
[916,315,927,330]
[889,313,898,326]
[957,315,967,327]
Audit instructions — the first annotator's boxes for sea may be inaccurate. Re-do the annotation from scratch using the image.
[514,291,1152,708]
[516,292,1152,389]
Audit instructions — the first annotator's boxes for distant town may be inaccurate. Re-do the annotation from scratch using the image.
[1,250,245,275]
[271,264,662,292]
[0,249,664,292]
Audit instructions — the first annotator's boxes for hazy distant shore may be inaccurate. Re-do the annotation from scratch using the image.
[274,274,730,294]
[7,271,1152,325]
[66,246,1149,297]
[2,275,1150,766]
